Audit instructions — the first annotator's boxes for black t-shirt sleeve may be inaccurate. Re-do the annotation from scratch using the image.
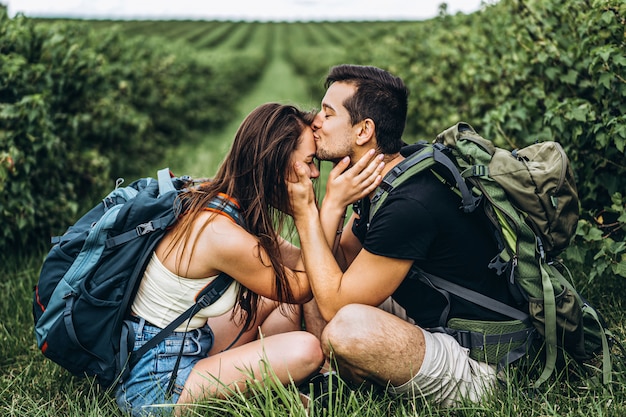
[362,195,436,262]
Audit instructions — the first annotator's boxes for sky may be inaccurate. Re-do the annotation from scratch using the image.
[4,0,486,21]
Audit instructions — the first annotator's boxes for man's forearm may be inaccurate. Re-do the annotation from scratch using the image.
[295,203,345,321]
[319,199,349,269]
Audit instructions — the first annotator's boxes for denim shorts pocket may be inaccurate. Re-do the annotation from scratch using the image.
[154,329,212,384]
[161,331,204,357]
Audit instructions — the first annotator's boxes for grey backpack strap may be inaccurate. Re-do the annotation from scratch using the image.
[371,144,482,223]
[431,143,482,213]
[416,269,537,373]
[418,270,530,322]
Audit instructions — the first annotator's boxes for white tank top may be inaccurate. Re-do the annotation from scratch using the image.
[131,253,240,331]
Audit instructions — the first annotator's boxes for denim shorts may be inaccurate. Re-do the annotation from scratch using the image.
[115,318,214,416]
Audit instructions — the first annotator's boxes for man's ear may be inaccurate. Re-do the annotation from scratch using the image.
[355,118,375,146]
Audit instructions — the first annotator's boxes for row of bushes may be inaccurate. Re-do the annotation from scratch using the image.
[289,0,625,286]
[352,0,626,284]
[1,1,624,284]
[0,9,267,253]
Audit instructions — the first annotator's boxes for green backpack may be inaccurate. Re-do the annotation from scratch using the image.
[370,122,617,387]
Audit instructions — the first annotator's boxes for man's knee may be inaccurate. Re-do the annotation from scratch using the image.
[320,304,372,357]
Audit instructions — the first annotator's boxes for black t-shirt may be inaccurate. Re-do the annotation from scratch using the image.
[352,169,518,328]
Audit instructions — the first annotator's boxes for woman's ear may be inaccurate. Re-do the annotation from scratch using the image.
[355,119,375,146]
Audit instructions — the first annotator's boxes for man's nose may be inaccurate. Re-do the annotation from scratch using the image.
[312,112,323,130]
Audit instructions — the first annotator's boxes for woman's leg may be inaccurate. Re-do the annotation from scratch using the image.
[178,331,324,404]
[207,298,302,354]
[259,303,302,336]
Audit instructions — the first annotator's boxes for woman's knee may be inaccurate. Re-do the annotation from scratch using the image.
[282,331,325,372]
[260,304,302,336]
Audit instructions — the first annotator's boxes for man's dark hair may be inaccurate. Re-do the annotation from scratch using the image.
[325,64,409,154]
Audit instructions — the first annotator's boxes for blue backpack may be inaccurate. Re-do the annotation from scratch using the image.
[33,168,244,389]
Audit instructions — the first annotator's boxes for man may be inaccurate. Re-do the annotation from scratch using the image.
[289,64,519,406]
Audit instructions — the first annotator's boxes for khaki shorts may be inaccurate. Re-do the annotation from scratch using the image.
[378,298,497,407]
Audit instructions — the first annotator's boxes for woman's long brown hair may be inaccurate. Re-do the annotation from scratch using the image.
[166,103,315,332]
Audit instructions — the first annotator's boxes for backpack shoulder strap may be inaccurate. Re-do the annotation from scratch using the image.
[121,191,244,390]
[417,270,530,323]
[205,192,245,227]
[414,268,537,375]
[369,143,481,223]
[123,193,242,332]
[128,273,233,365]
[152,168,245,227]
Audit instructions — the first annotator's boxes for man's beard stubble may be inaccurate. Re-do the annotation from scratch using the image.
[315,148,354,167]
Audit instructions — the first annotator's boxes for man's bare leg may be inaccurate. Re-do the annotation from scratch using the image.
[321,303,425,387]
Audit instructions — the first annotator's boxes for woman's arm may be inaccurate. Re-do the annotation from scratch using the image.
[170,213,312,304]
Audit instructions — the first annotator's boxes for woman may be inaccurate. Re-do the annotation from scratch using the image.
[115,103,383,415]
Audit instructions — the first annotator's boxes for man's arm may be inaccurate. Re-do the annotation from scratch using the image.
[301,154,383,337]
[290,156,413,321]
[280,153,382,270]
[318,152,383,269]
[336,212,362,268]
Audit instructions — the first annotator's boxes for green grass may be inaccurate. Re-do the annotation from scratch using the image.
[1,246,625,416]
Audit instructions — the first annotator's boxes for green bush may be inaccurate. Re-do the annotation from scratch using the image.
[1,13,109,251]
[342,0,626,284]
[0,12,265,253]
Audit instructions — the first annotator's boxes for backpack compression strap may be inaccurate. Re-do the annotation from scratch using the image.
[104,169,184,249]
[415,269,537,373]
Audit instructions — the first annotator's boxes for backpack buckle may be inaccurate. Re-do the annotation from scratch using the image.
[453,330,473,349]
[135,222,155,236]
[469,165,488,177]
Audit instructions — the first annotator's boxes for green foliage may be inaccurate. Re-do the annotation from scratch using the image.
[340,0,626,286]
[0,12,265,254]
[564,192,626,283]
[0,13,110,251]
[2,9,626,416]
[2,0,623,285]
